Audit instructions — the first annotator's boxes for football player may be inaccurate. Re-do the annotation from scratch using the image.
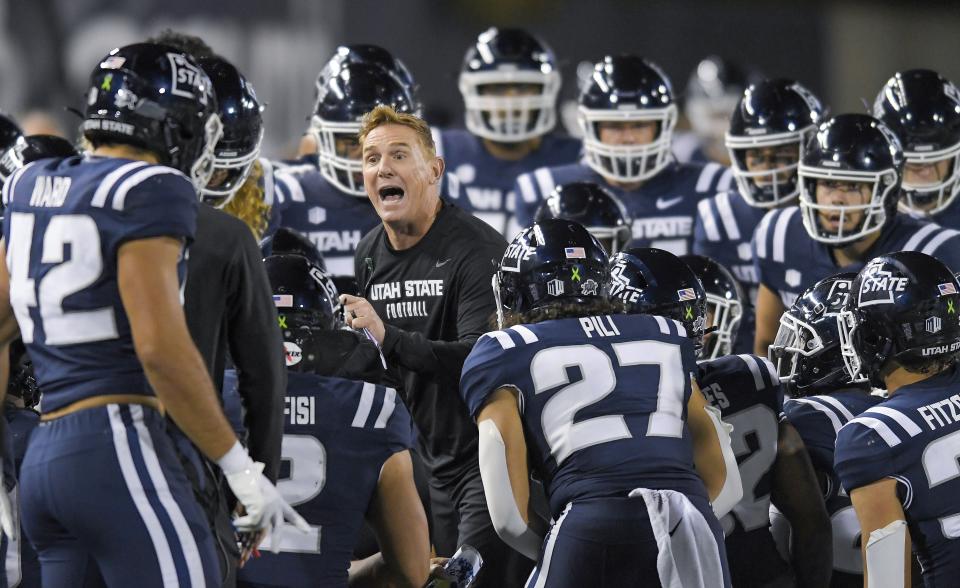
[436,27,581,237]
[873,69,960,228]
[3,341,40,587]
[769,273,881,586]
[752,113,960,357]
[460,219,740,587]
[274,59,416,277]
[695,79,824,354]
[514,55,732,256]
[0,43,304,584]
[619,250,832,586]
[533,181,632,255]
[235,254,428,588]
[834,251,960,586]
[679,254,744,361]
[676,56,756,166]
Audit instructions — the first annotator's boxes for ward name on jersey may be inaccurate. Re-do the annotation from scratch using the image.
[698,353,789,585]
[513,161,733,256]
[1,156,197,412]
[835,365,960,586]
[754,208,960,308]
[274,166,381,277]
[784,390,881,584]
[694,189,768,353]
[237,371,413,588]
[434,128,581,238]
[460,312,705,518]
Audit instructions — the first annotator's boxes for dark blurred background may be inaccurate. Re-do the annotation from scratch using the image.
[6,0,960,156]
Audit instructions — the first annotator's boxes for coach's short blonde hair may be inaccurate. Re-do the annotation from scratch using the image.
[359,105,436,157]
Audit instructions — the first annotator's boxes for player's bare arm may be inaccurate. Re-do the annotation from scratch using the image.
[754,284,785,357]
[850,478,911,588]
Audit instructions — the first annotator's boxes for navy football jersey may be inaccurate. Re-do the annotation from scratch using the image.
[753,208,960,308]
[513,161,733,256]
[835,366,960,586]
[672,131,712,165]
[916,197,960,230]
[694,190,768,354]
[698,354,788,585]
[273,167,380,276]
[460,313,706,518]
[784,390,881,583]
[237,371,413,588]
[433,128,581,238]
[1,156,196,412]
[5,408,40,588]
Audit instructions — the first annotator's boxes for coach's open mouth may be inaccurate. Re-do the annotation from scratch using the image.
[379,185,405,203]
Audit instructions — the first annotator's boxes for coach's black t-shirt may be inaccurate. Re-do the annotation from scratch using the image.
[355,200,506,476]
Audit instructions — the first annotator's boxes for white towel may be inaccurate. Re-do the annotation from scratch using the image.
[630,488,726,588]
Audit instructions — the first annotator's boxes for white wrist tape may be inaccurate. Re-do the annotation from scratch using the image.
[217,440,254,474]
[866,519,907,588]
[704,404,743,519]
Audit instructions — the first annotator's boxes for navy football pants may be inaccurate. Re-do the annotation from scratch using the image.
[524,493,730,588]
[20,404,220,587]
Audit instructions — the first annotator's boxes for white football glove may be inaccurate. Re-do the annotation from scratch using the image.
[218,442,309,551]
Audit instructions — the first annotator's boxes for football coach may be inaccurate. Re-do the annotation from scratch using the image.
[340,105,529,586]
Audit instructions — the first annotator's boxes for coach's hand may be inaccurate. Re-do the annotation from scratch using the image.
[341,294,386,344]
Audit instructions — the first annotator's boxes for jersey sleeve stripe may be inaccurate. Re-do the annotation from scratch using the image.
[772,207,797,263]
[259,158,275,206]
[902,222,940,252]
[351,382,377,428]
[373,387,397,429]
[863,406,923,437]
[277,173,306,203]
[671,319,687,337]
[715,192,741,241]
[697,198,722,242]
[510,325,539,344]
[695,162,721,193]
[653,315,671,335]
[487,330,516,350]
[920,228,960,256]
[112,167,184,211]
[736,354,766,390]
[754,209,776,260]
[2,164,31,206]
[891,475,914,510]
[791,397,845,434]
[717,167,734,192]
[430,126,444,158]
[517,173,538,204]
[845,416,902,447]
[91,161,149,208]
[813,394,856,421]
[533,168,556,201]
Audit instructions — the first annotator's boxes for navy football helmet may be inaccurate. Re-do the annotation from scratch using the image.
[578,55,677,183]
[798,113,904,245]
[83,43,222,191]
[873,69,960,216]
[610,248,707,348]
[838,251,960,387]
[680,254,744,359]
[261,227,326,271]
[198,55,263,208]
[0,113,24,183]
[309,63,416,197]
[726,79,824,207]
[534,182,632,254]
[685,56,757,145]
[7,339,40,409]
[318,44,420,114]
[0,134,80,184]
[770,273,864,395]
[494,218,609,328]
[266,254,339,368]
[459,27,561,143]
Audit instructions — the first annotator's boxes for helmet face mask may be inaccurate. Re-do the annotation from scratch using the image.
[703,291,742,360]
[460,70,561,142]
[311,116,365,196]
[726,131,808,208]
[189,113,224,194]
[578,106,678,183]
[798,168,898,245]
[899,145,960,216]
